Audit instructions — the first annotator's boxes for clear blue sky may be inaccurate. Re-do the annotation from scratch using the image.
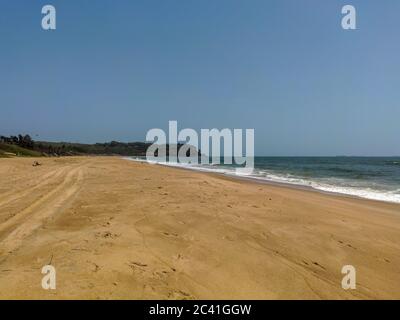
[1,0,399,156]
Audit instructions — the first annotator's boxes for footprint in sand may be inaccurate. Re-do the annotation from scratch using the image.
[95,231,120,239]
[312,261,326,270]
[302,260,309,266]
[223,235,235,241]
[153,270,170,280]
[87,260,101,272]
[128,261,148,268]
[163,232,178,237]
[126,261,148,274]
[260,232,269,239]
[167,289,194,300]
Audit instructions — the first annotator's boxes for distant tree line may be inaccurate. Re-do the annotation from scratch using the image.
[0,134,200,157]
[1,134,34,149]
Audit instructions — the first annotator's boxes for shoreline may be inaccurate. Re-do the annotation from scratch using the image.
[127,158,400,207]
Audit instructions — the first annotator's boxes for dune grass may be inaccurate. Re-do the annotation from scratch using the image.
[0,143,42,157]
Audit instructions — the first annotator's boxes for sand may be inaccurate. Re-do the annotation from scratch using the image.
[0,156,399,299]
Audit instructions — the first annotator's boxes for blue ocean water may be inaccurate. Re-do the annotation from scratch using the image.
[129,157,400,204]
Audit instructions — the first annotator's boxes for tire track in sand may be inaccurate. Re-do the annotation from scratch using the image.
[0,163,85,255]
[0,167,68,209]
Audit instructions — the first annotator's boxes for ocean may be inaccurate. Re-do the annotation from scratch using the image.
[128,157,400,204]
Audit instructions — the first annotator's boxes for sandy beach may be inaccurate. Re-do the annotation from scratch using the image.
[0,156,399,299]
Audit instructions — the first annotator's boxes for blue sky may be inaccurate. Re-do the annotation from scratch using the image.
[1,0,399,156]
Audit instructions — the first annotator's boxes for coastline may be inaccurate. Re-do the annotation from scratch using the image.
[1,156,400,299]
[132,158,400,206]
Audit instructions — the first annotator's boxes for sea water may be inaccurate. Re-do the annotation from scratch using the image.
[128,157,400,204]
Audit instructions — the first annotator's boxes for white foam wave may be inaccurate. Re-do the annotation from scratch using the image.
[125,157,400,204]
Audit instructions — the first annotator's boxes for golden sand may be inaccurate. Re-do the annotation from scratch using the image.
[0,156,399,299]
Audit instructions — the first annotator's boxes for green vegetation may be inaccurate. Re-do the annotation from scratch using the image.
[34,141,152,156]
[0,143,42,157]
[0,134,197,158]
[0,135,151,157]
